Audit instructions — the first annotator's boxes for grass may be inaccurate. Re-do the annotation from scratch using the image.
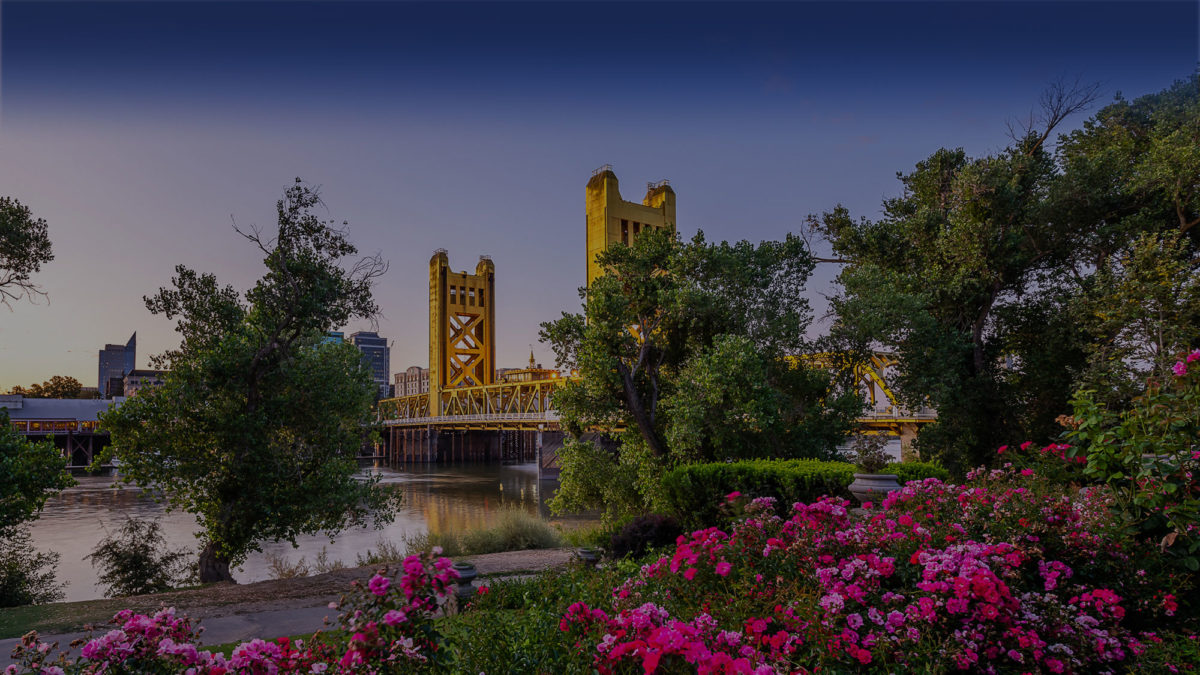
[400,507,563,558]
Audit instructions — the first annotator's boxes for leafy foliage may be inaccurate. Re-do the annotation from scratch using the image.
[541,229,861,520]
[0,528,63,607]
[0,196,53,308]
[0,409,74,535]
[607,514,682,560]
[1069,349,1200,573]
[7,375,92,399]
[99,180,398,582]
[86,518,194,597]
[813,77,1199,474]
[661,458,947,530]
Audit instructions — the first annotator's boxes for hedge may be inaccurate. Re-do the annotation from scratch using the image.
[661,459,949,529]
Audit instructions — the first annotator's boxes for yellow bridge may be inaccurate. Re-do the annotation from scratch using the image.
[375,168,935,471]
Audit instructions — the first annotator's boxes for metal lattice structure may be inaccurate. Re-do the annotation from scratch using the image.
[380,378,566,430]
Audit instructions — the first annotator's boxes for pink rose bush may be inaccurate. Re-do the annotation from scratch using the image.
[7,550,458,674]
[555,468,1191,673]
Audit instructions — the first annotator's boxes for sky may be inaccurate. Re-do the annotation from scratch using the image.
[0,0,1196,390]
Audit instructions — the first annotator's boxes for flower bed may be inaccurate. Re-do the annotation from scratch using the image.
[8,465,1196,673]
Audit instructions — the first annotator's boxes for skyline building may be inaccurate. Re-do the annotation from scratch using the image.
[97,333,136,399]
[349,330,391,398]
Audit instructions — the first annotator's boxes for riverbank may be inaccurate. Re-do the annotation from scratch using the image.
[0,547,577,649]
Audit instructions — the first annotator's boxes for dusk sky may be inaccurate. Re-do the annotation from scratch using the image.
[0,1,1195,390]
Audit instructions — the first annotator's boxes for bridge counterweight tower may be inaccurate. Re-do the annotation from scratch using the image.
[429,250,497,417]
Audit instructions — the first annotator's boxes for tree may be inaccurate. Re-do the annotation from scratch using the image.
[0,410,74,536]
[0,196,53,308]
[87,518,194,597]
[0,409,73,606]
[540,229,861,519]
[8,375,86,399]
[100,180,398,583]
[812,76,1198,473]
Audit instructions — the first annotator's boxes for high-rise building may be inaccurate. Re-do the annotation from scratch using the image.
[585,166,676,288]
[97,333,136,399]
[349,331,390,398]
[323,331,345,345]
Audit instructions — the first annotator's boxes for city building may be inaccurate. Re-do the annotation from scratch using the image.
[1,393,116,468]
[97,333,136,399]
[122,369,167,397]
[323,331,345,345]
[349,331,391,398]
[394,366,429,397]
[585,166,676,288]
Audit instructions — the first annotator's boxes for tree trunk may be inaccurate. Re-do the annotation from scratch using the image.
[198,541,235,583]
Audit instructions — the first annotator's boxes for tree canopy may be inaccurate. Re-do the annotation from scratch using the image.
[0,196,53,308]
[812,76,1199,473]
[100,180,397,583]
[540,229,861,519]
[7,376,91,399]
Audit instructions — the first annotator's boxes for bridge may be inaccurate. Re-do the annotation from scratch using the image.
[376,168,935,475]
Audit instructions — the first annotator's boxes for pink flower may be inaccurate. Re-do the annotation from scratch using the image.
[1173,361,1187,376]
[683,568,697,581]
[368,574,390,597]
[382,609,406,626]
[725,491,742,502]
[715,561,732,577]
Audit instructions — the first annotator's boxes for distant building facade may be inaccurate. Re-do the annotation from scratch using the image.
[98,333,136,399]
[394,366,429,397]
[350,331,391,398]
[122,369,167,397]
[323,331,345,345]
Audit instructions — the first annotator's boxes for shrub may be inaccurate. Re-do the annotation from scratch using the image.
[608,514,682,560]
[662,458,947,528]
[86,518,193,597]
[402,508,563,558]
[356,537,409,566]
[266,546,347,579]
[885,460,949,484]
[0,527,63,607]
[1070,348,1200,572]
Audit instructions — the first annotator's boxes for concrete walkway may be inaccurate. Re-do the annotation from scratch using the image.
[1,547,579,668]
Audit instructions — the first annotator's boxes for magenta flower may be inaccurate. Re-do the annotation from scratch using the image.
[1189,349,1200,363]
[368,574,390,597]
[715,561,732,577]
[1173,360,1187,376]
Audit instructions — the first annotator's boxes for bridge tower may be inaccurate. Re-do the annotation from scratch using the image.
[585,166,676,288]
[428,250,497,416]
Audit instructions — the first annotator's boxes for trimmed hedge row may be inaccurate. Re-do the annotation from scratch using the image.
[661,459,949,529]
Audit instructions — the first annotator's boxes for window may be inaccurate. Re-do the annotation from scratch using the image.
[621,220,629,245]
[478,289,485,307]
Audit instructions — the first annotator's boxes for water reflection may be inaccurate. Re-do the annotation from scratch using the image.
[27,463,589,602]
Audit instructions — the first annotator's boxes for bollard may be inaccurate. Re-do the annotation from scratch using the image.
[452,561,478,606]
[577,547,600,568]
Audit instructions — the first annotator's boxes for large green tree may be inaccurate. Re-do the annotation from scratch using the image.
[100,180,398,582]
[540,229,861,519]
[0,410,73,606]
[813,76,1198,473]
[0,196,53,308]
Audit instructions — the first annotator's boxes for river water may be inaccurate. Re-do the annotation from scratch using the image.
[26,463,586,602]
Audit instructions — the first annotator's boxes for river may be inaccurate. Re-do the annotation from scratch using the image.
[25,463,588,602]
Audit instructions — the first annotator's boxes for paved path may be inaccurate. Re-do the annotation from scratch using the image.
[1,548,578,668]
